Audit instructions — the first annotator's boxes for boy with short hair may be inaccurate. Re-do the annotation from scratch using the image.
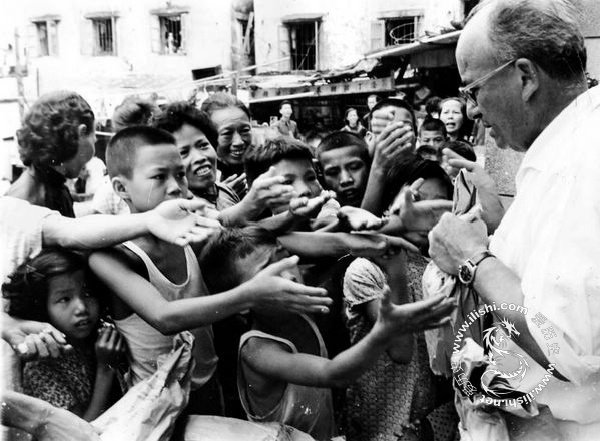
[316,132,370,207]
[199,227,453,440]
[244,136,341,218]
[418,118,448,153]
[89,126,332,415]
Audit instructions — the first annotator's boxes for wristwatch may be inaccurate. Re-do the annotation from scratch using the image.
[457,250,495,285]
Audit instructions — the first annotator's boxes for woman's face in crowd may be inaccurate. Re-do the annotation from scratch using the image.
[210,106,253,166]
[46,270,100,341]
[440,100,464,137]
[347,110,359,126]
[172,123,217,194]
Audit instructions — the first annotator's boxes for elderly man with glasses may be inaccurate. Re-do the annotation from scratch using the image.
[428,0,600,439]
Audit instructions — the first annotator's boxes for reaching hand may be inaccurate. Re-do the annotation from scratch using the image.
[443,148,505,233]
[337,206,386,231]
[222,173,248,197]
[2,317,72,361]
[289,190,335,218]
[244,255,333,314]
[390,182,453,233]
[94,326,126,369]
[146,199,221,246]
[374,288,454,339]
[241,167,295,218]
[371,121,415,173]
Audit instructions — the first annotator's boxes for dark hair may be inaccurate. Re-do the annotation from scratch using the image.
[112,96,158,132]
[443,140,477,162]
[317,131,370,164]
[153,101,218,148]
[106,125,176,179]
[3,248,101,322]
[419,118,448,138]
[469,0,586,82]
[382,156,454,209]
[440,97,472,140]
[370,98,417,134]
[199,227,278,293]
[17,91,95,168]
[243,136,315,185]
[425,96,442,116]
[200,92,251,119]
[280,100,293,109]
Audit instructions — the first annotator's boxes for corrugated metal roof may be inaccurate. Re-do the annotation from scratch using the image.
[365,30,461,60]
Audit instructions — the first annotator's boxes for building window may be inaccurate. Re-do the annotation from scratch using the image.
[92,18,115,55]
[287,21,319,71]
[385,16,419,46]
[159,15,182,54]
[32,19,59,56]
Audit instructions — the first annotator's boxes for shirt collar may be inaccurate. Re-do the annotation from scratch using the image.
[516,87,600,181]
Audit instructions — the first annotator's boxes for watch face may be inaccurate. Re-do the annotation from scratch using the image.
[458,264,473,285]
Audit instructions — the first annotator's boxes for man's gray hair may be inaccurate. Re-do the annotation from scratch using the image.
[467,0,586,82]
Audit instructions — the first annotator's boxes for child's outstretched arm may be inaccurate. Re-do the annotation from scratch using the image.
[242,290,454,389]
[89,252,332,335]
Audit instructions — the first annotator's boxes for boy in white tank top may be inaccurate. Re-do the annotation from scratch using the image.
[89,127,333,415]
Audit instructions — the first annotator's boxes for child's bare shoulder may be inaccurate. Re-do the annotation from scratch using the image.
[241,334,294,361]
[90,241,149,280]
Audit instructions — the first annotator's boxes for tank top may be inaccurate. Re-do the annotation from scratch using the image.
[237,314,336,441]
[114,241,218,390]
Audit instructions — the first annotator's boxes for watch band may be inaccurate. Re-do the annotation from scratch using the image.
[458,250,495,285]
[470,250,495,267]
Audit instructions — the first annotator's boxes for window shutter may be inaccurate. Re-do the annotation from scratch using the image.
[25,23,38,59]
[49,20,59,56]
[277,24,290,71]
[150,15,161,53]
[80,19,94,56]
[370,20,384,50]
[180,13,188,54]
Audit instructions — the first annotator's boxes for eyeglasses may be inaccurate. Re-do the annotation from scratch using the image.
[458,59,516,106]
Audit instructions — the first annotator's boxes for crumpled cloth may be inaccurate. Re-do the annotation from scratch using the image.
[422,168,480,377]
[92,332,195,441]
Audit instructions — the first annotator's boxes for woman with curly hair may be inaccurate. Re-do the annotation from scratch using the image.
[7,91,96,217]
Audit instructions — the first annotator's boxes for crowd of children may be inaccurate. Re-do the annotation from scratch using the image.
[1,88,500,441]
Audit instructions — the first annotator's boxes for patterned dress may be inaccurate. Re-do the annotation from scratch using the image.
[22,346,96,413]
[343,253,437,441]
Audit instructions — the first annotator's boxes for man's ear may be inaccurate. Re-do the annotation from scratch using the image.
[515,58,539,103]
[111,176,130,201]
